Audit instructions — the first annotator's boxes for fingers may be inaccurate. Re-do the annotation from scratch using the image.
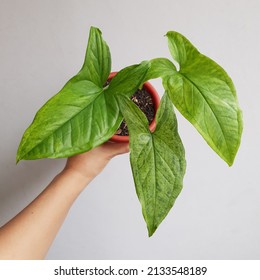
[102,142,130,158]
[113,142,130,155]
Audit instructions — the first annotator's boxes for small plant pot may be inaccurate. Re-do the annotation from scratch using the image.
[109,72,160,143]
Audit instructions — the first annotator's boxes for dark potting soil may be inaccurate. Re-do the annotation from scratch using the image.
[104,80,155,136]
[116,87,155,136]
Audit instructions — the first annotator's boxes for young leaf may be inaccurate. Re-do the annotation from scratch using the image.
[106,61,150,97]
[120,93,186,236]
[145,58,177,80]
[165,31,243,166]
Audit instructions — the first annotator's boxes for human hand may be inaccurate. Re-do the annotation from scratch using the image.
[63,142,129,183]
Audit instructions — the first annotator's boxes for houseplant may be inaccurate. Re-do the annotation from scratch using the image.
[17,27,243,236]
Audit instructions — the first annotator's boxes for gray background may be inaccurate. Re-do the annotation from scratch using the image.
[0,0,259,259]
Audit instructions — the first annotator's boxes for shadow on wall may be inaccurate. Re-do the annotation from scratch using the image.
[0,143,65,225]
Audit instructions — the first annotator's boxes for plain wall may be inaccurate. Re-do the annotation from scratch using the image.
[0,0,259,259]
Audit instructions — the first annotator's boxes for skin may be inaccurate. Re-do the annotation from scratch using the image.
[0,142,129,260]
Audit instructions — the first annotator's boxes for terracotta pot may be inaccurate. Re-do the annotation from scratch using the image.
[109,72,160,143]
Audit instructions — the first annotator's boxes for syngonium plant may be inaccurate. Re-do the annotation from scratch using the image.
[17,27,243,236]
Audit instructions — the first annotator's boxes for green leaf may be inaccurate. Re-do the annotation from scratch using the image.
[17,27,149,162]
[106,61,150,97]
[17,81,114,161]
[120,93,186,236]
[164,31,243,166]
[79,26,111,87]
[145,58,177,80]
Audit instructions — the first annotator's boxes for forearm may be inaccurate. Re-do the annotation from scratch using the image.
[0,169,90,260]
[0,142,128,260]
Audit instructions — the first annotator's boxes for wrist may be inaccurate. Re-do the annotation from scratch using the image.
[59,168,92,190]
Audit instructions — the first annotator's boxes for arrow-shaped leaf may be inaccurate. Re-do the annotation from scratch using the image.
[120,93,186,236]
[17,27,149,161]
[165,31,243,166]
[145,32,243,166]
